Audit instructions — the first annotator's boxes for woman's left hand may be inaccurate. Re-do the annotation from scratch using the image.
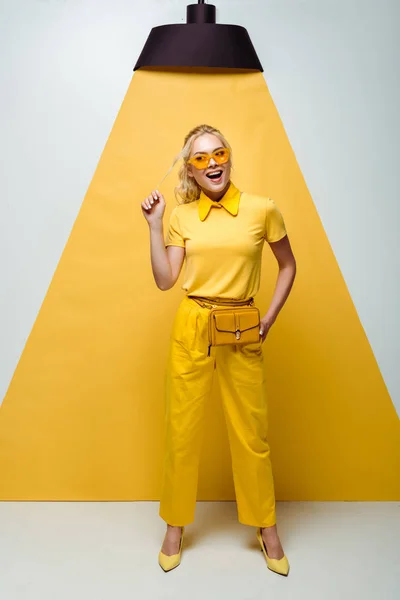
[259,315,275,343]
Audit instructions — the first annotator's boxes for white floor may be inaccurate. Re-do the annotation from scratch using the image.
[0,501,399,599]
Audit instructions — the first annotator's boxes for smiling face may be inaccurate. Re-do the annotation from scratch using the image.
[187,133,232,200]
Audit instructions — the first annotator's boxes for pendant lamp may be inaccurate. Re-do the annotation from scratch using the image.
[134,0,263,71]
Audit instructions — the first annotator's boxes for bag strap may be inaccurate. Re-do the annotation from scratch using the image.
[189,295,254,309]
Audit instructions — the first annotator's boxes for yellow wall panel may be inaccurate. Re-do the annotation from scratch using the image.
[0,68,398,500]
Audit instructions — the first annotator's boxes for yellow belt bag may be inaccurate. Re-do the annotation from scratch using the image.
[208,306,261,356]
[188,296,260,357]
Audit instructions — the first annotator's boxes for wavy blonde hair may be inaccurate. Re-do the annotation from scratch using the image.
[160,124,233,204]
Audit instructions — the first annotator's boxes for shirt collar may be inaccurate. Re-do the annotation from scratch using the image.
[198,181,241,221]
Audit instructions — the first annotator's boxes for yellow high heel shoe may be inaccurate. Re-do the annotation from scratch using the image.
[158,526,185,572]
[256,527,290,576]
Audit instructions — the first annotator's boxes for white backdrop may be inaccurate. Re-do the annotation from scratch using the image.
[0,0,399,415]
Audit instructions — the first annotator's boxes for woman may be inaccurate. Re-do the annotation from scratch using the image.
[141,124,296,575]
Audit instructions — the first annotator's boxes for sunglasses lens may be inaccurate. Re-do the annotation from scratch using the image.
[190,154,208,169]
[213,148,230,164]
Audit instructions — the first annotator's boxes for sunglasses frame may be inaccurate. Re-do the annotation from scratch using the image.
[187,147,231,170]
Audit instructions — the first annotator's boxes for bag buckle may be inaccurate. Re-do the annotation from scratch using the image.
[235,329,241,340]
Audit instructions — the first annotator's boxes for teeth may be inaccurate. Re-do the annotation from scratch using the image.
[207,170,222,178]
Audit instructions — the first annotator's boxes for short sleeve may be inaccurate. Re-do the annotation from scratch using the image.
[264,198,287,243]
[165,206,185,248]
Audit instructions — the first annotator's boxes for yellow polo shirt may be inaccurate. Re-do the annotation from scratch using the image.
[164,181,287,299]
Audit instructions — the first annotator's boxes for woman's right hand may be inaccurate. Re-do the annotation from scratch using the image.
[141,189,166,225]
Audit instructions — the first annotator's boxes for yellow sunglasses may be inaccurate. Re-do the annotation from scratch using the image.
[187,147,231,170]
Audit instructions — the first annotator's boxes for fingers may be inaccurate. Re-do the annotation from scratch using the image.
[142,194,155,211]
[141,189,163,211]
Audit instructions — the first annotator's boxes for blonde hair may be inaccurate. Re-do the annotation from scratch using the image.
[159,124,233,204]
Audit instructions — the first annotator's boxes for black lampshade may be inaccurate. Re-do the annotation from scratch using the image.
[134,1,263,71]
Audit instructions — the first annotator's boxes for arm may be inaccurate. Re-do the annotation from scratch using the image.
[149,223,185,290]
[142,190,185,291]
[260,235,297,341]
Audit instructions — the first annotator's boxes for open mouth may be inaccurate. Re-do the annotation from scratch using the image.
[206,169,223,181]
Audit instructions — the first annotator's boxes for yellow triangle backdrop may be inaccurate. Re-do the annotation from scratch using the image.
[0,68,399,500]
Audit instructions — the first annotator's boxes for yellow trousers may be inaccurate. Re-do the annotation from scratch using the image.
[159,295,276,527]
